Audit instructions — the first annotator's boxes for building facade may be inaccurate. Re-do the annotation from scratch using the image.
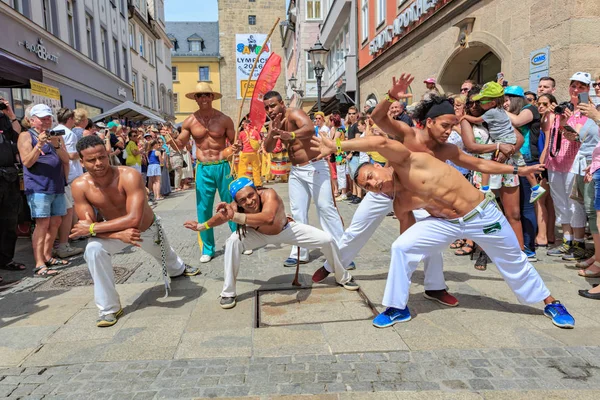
[358,0,600,106]
[0,0,133,119]
[218,0,287,121]
[128,0,174,121]
[166,21,221,123]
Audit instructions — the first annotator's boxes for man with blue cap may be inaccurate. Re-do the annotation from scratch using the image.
[184,177,358,309]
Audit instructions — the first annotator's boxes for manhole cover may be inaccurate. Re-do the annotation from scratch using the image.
[34,263,142,291]
[256,286,378,328]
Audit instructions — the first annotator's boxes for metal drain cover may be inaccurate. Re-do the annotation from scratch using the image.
[34,263,141,291]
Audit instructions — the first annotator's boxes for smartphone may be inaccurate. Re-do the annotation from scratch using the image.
[497,72,504,81]
[562,125,578,134]
[578,92,589,104]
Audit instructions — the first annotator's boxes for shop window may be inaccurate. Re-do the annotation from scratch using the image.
[172,66,178,81]
[248,15,256,25]
[468,52,502,85]
[11,88,32,120]
[199,66,210,82]
[306,0,321,20]
[360,0,368,43]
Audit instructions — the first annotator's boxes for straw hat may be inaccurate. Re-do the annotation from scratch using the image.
[185,82,222,100]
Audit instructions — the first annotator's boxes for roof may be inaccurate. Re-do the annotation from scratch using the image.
[165,21,219,57]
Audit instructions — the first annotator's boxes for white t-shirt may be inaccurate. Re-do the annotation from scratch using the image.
[318,125,331,138]
[55,124,83,184]
[358,132,370,163]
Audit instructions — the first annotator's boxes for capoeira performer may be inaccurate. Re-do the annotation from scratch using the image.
[262,91,346,269]
[324,74,539,307]
[167,82,237,263]
[70,136,200,327]
[312,119,575,329]
[183,177,358,309]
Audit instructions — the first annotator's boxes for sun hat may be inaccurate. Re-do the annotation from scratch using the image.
[365,98,377,108]
[471,82,505,100]
[107,121,120,129]
[570,72,592,85]
[504,85,525,97]
[185,82,223,100]
[30,104,53,118]
[423,78,437,84]
[94,121,107,129]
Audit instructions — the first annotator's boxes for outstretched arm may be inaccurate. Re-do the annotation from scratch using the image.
[445,144,545,176]
[311,135,411,165]
[168,116,193,149]
[371,74,415,141]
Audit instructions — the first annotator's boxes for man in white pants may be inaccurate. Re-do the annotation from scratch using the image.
[263,91,345,269]
[184,177,358,309]
[323,74,542,307]
[312,106,575,330]
[70,136,199,327]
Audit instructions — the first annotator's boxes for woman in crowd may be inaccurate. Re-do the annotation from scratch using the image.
[71,109,88,141]
[168,130,185,191]
[504,85,542,261]
[180,137,194,190]
[146,139,163,201]
[330,114,348,201]
[158,126,172,197]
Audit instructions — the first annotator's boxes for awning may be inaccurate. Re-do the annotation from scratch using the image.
[0,50,43,88]
[91,101,166,123]
[307,91,355,116]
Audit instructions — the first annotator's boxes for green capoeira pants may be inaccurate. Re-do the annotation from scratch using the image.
[195,160,236,255]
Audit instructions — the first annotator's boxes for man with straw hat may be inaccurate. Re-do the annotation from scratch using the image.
[166,82,239,263]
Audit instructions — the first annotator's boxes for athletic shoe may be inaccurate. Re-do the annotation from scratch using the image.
[336,194,347,201]
[372,307,411,328]
[346,194,356,201]
[200,255,212,263]
[529,186,546,203]
[562,241,586,261]
[351,197,362,204]
[284,257,309,267]
[547,239,572,257]
[181,264,201,277]
[243,249,253,255]
[544,301,575,328]
[312,266,330,283]
[338,279,359,291]
[423,290,459,307]
[96,309,123,328]
[524,248,538,262]
[220,296,237,309]
[56,245,83,258]
[346,261,356,270]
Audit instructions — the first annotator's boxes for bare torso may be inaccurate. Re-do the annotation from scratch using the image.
[80,167,155,231]
[247,189,288,235]
[183,109,233,162]
[282,112,321,165]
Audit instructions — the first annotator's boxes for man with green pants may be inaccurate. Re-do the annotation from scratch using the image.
[168,82,238,263]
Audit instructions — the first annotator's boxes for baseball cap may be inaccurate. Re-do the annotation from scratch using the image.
[30,104,53,118]
[365,98,377,108]
[423,78,437,84]
[94,121,107,129]
[107,121,120,129]
[570,71,592,85]
[471,82,504,101]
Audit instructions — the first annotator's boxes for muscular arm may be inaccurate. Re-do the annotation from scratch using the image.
[288,109,317,140]
[243,190,280,226]
[444,144,539,176]
[224,115,236,144]
[371,100,414,141]
[341,136,411,164]
[71,179,98,224]
[170,116,193,149]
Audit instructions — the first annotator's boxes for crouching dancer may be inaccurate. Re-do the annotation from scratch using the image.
[184,177,358,309]
[70,136,200,327]
[311,133,575,329]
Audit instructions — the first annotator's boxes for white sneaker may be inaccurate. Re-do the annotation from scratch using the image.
[56,245,84,258]
[243,249,253,255]
[529,186,546,203]
[336,194,347,201]
[200,255,212,263]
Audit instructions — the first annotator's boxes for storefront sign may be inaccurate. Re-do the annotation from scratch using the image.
[18,38,59,63]
[30,80,61,117]
[528,46,550,92]
[369,0,444,56]
[118,87,127,97]
[235,34,271,99]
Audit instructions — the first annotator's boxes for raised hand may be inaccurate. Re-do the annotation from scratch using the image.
[118,228,142,247]
[310,136,336,158]
[518,164,546,177]
[389,74,415,100]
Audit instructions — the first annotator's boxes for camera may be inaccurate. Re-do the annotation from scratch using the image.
[0,100,7,111]
[48,129,65,136]
[554,101,574,115]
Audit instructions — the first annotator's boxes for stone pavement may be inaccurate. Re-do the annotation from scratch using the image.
[1,183,600,399]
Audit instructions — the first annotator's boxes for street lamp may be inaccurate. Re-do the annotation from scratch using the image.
[306,38,329,112]
[288,73,304,97]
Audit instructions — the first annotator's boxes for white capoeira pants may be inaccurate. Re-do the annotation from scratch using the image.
[288,160,344,261]
[336,164,347,190]
[84,218,185,316]
[322,192,446,290]
[221,221,352,297]
[383,197,551,310]
[547,170,586,228]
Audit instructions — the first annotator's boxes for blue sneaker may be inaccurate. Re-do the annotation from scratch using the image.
[346,261,356,270]
[372,307,411,328]
[544,301,575,329]
[283,257,309,267]
[524,248,538,262]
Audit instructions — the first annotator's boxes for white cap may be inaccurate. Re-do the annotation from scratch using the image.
[30,104,53,118]
[365,98,377,108]
[570,72,592,85]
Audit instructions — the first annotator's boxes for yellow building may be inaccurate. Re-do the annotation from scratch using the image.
[166,22,221,123]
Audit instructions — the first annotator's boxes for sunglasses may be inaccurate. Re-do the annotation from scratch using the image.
[348,112,356,115]
[537,102,549,106]
[194,93,212,98]
[593,83,600,88]
[460,87,469,92]
[479,100,493,105]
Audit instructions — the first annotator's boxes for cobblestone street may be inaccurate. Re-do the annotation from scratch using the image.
[1,183,600,399]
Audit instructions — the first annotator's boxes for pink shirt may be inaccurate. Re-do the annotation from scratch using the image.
[546,114,581,173]
[590,142,600,174]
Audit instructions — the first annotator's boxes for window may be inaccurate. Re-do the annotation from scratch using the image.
[199,66,210,81]
[113,38,119,76]
[122,46,129,82]
[129,23,135,48]
[148,39,155,65]
[161,86,167,111]
[120,0,126,15]
[142,77,148,106]
[190,41,201,52]
[67,1,77,48]
[376,0,386,26]
[42,0,53,33]
[306,53,315,81]
[101,27,109,68]
[132,71,138,102]
[150,82,156,109]
[248,15,256,25]
[306,0,322,20]
[139,32,145,57]
[172,66,178,81]
[86,14,96,61]
[173,93,179,112]
[361,0,369,43]
[156,40,162,61]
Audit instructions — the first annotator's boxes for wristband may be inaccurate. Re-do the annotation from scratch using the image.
[386,91,399,102]
[336,137,342,155]
[232,212,247,225]
[89,223,96,237]
[513,166,518,175]
[197,222,210,232]
[11,118,17,123]
[290,131,296,140]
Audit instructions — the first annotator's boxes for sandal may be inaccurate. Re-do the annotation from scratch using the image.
[474,252,488,271]
[45,258,69,267]
[450,239,465,249]
[1,261,26,271]
[455,243,475,256]
[579,262,600,278]
[575,258,595,269]
[34,266,60,278]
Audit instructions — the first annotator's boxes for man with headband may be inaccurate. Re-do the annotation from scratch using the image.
[323,74,542,308]
[183,177,358,309]
[311,133,575,329]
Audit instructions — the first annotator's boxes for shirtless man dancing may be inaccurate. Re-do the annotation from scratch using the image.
[324,74,541,308]
[312,126,575,330]
[168,83,236,263]
[70,136,200,327]
[184,177,358,309]
[262,91,345,269]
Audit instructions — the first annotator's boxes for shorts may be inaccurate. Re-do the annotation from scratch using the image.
[64,184,74,209]
[147,164,161,177]
[594,169,600,211]
[26,192,67,218]
[471,152,520,190]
